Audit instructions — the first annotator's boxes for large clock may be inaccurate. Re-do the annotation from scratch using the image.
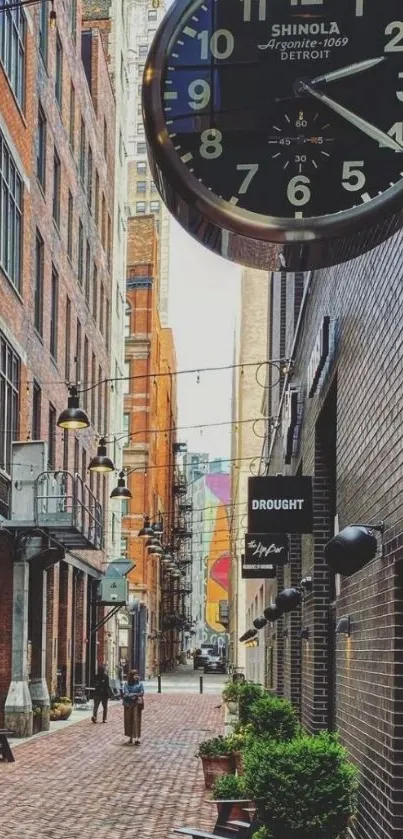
[143,0,403,270]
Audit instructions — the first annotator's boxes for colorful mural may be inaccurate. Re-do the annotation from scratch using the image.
[203,474,231,649]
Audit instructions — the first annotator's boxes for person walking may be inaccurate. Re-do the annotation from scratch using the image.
[123,669,144,745]
[92,665,110,724]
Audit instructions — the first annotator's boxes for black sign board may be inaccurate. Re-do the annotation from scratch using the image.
[248,476,313,534]
[242,551,277,580]
[245,533,289,567]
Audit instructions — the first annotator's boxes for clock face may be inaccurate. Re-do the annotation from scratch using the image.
[157,0,403,221]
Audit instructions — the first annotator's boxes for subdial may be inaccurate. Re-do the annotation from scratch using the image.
[268,106,335,173]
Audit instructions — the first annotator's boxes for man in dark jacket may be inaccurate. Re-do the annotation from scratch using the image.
[92,665,110,723]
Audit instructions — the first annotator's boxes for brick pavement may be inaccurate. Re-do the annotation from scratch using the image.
[0,694,224,839]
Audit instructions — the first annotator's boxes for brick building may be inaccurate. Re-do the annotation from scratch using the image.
[122,215,177,678]
[236,242,403,839]
[0,0,117,735]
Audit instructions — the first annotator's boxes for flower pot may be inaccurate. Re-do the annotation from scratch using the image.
[216,801,251,821]
[226,701,238,714]
[233,750,244,775]
[201,754,234,789]
[58,704,72,720]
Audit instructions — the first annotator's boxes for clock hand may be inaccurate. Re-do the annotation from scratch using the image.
[308,56,385,86]
[300,81,403,152]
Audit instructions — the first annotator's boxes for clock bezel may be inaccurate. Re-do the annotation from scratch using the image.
[142,0,403,265]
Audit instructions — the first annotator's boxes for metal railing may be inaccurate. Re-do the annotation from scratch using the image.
[34,470,103,549]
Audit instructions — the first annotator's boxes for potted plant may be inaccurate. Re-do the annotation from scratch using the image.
[226,727,253,775]
[222,682,240,714]
[50,696,73,721]
[243,731,358,839]
[238,682,264,725]
[212,773,252,820]
[247,695,300,742]
[197,736,235,789]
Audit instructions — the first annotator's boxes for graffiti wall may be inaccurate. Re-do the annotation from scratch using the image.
[203,473,231,649]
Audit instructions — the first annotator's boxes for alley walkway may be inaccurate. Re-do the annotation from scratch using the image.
[0,692,224,839]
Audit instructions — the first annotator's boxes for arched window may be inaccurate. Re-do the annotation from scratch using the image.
[124,301,131,337]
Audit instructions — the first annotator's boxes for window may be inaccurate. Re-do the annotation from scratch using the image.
[121,498,129,516]
[32,381,41,440]
[137,161,146,173]
[65,295,71,380]
[0,132,23,292]
[39,1,48,63]
[138,64,145,76]
[34,231,44,335]
[0,332,20,473]
[0,1,26,107]
[92,264,98,322]
[139,44,148,57]
[77,219,83,284]
[83,336,89,409]
[136,201,146,214]
[50,265,58,359]
[67,191,73,259]
[91,352,96,424]
[103,117,107,159]
[123,412,130,446]
[124,302,131,337]
[148,8,157,20]
[48,404,56,469]
[150,200,160,213]
[97,365,102,431]
[37,105,47,190]
[105,299,110,350]
[123,361,130,394]
[85,241,91,304]
[95,171,99,225]
[52,148,61,227]
[55,32,63,109]
[137,123,145,136]
[75,319,81,382]
[79,118,85,182]
[87,145,93,210]
[137,181,146,194]
[100,282,104,334]
[69,83,75,149]
[137,142,146,154]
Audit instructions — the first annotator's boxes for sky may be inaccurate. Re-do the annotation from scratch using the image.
[168,218,241,461]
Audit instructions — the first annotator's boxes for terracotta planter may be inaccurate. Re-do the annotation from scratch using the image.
[216,801,251,821]
[201,754,234,789]
[233,750,244,775]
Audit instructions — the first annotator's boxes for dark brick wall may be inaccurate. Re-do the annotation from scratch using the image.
[269,230,403,839]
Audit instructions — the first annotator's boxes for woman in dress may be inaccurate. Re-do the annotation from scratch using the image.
[123,669,144,745]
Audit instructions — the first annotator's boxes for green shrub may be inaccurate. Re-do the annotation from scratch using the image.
[252,828,270,839]
[243,731,358,839]
[238,682,264,725]
[212,773,248,800]
[248,695,299,741]
[196,735,233,758]
[222,682,241,702]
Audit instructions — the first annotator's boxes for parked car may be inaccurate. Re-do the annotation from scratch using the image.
[193,646,215,670]
[204,654,226,674]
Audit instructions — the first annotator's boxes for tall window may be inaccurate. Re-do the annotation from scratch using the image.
[79,117,85,182]
[124,302,131,337]
[75,319,81,382]
[150,200,160,213]
[91,353,96,424]
[123,412,130,446]
[92,264,98,323]
[69,83,75,149]
[83,336,89,409]
[52,148,61,227]
[99,283,104,334]
[137,161,146,174]
[38,1,48,63]
[0,132,23,292]
[34,230,44,335]
[85,241,91,303]
[50,265,58,359]
[0,333,20,473]
[87,145,93,209]
[137,181,146,194]
[37,105,47,190]
[77,219,83,284]
[136,201,146,214]
[65,295,71,380]
[55,32,63,109]
[67,190,73,259]
[137,142,146,154]
[48,404,56,469]
[123,361,130,394]
[97,365,102,431]
[32,381,42,440]
[138,44,148,57]
[0,1,26,107]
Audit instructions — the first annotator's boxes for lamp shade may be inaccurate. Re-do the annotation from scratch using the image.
[89,439,114,473]
[239,629,258,643]
[275,587,302,613]
[57,386,90,430]
[138,516,154,538]
[324,526,378,577]
[263,604,282,622]
[148,544,163,556]
[253,616,268,630]
[152,520,163,534]
[110,471,132,499]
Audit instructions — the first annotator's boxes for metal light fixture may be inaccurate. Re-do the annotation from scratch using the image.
[336,615,351,636]
[57,385,90,430]
[325,524,384,577]
[275,588,302,613]
[152,518,163,534]
[89,438,114,473]
[146,536,161,548]
[263,604,282,622]
[300,576,313,593]
[49,0,57,27]
[239,629,258,643]
[138,516,154,538]
[253,616,268,630]
[148,544,163,556]
[110,471,132,499]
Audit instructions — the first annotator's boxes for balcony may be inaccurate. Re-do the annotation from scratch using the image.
[173,476,187,496]
[34,471,103,551]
